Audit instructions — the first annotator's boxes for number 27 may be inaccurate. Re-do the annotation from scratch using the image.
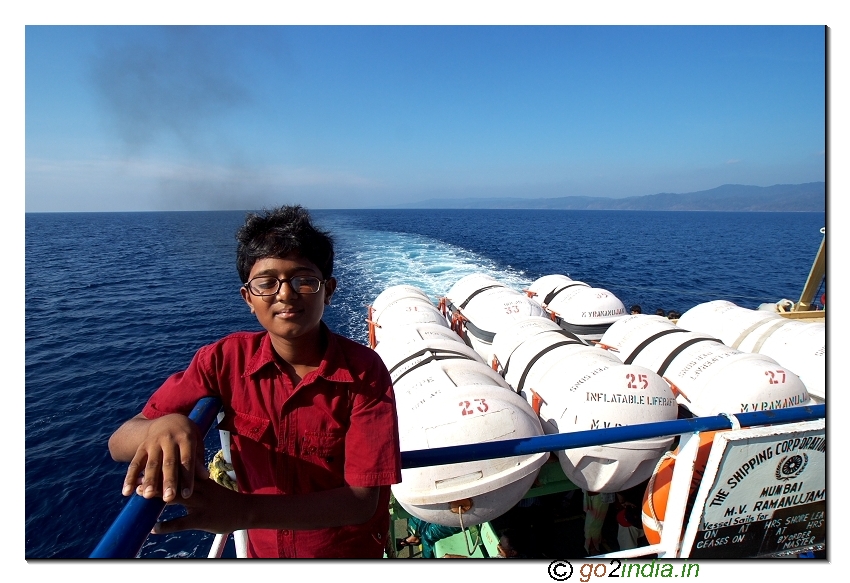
[765,370,786,384]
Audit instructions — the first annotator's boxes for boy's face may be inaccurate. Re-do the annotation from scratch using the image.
[240,253,336,348]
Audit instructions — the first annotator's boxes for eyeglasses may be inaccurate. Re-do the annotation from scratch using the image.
[244,275,325,297]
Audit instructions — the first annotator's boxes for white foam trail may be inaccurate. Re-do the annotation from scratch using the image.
[319,217,531,344]
[338,224,530,297]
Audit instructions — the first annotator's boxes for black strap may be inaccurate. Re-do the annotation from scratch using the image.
[516,339,585,392]
[458,284,502,309]
[656,337,722,378]
[622,328,689,364]
[542,282,585,305]
[389,348,475,385]
[387,346,473,376]
[501,328,583,377]
[555,320,617,338]
[444,299,491,343]
[464,319,497,343]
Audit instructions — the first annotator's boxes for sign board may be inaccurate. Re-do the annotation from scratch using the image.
[681,419,825,558]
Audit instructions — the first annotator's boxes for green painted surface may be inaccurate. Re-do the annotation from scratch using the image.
[524,460,579,497]
[479,521,501,557]
[434,525,488,558]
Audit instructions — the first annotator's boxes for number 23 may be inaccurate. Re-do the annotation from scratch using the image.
[459,399,489,415]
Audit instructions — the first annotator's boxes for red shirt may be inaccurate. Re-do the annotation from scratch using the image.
[142,324,402,558]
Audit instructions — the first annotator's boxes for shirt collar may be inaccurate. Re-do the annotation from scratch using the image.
[244,322,355,384]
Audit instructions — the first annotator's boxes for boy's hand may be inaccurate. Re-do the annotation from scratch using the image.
[152,477,246,535]
[122,414,208,503]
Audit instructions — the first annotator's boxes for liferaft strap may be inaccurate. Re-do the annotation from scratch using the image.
[389,347,476,385]
[542,282,586,306]
[464,319,497,343]
[622,328,689,365]
[516,339,586,392]
[731,317,794,351]
[655,337,723,378]
[501,328,583,378]
[458,284,502,309]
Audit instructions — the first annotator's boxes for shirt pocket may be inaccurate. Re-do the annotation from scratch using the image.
[300,431,345,468]
[219,409,271,444]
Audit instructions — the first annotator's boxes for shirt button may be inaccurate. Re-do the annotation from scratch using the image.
[281,530,291,536]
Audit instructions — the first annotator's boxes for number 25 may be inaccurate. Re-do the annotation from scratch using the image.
[626,373,649,389]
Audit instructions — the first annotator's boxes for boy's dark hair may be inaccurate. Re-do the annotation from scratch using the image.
[497,527,532,558]
[236,205,334,282]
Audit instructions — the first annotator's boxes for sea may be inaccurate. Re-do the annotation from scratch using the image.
[24,208,826,559]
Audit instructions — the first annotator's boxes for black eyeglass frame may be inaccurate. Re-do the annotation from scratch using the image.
[243,275,326,297]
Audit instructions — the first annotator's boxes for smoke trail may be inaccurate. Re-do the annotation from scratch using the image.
[85,27,385,210]
[89,26,263,150]
[87,26,302,209]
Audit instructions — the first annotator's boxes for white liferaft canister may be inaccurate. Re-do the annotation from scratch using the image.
[490,316,592,390]
[375,337,486,384]
[371,296,448,344]
[374,331,547,526]
[390,357,515,431]
[677,300,825,402]
[373,322,462,350]
[531,359,675,493]
[443,273,506,307]
[599,314,814,417]
[389,382,547,527]
[540,282,628,343]
[445,275,546,365]
[491,317,677,493]
[371,284,434,317]
[524,274,588,306]
[375,337,509,405]
[676,300,776,345]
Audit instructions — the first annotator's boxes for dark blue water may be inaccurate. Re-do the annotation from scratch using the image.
[24,209,825,558]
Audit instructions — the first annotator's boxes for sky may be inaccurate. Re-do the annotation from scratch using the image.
[22,19,828,212]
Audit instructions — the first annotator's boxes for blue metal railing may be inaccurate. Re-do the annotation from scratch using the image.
[401,404,825,468]
[90,401,825,558]
[90,397,222,559]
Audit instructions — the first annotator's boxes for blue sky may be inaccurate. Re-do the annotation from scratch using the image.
[7,2,847,573]
[24,23,826,212]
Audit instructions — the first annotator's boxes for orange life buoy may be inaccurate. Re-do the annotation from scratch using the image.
[641,430,722,544]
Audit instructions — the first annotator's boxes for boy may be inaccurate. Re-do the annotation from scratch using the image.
[108,205,402,558]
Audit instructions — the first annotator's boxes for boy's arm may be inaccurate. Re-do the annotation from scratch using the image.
[108,412,207,503]
[152,479,380,534]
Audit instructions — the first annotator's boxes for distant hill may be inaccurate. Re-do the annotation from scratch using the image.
[394,182,825,211]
